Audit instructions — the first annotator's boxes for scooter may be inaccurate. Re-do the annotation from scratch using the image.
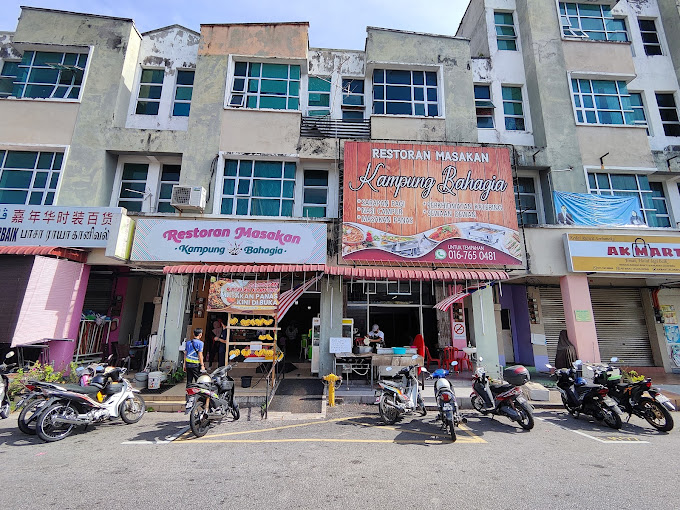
[552,360,623,430]
[0,350,17,419]
[35,367,145,442]
[185,364,240,437]
[591,358,674,432]
[377,355,427,425]
[470,357,534,430]
[430,361,465,442]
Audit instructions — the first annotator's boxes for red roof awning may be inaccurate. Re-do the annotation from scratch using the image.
[163,264,327,275]
[163,263,507,281]
[0,246,87,263]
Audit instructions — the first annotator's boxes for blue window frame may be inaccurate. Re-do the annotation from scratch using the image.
[0,150,63,205]
[571,79,635,125]
[372,69,439,117]
[559,3,628,41]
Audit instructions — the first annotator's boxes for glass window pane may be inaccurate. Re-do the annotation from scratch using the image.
[281,200,293,216]
[283,180,294,198]
[289,66,300,80]
[37,153,53,169]
[0,170,33,188]
[122,163,148,181]
[136,101,160,115]
[119,182,146,198]
[225,160,238,177]
[304,170,328,186]
[502,87,522,100]
[474,85,491,99]
[591,80,617,94]
[0,189,28,204]
[259,96,287,109]
[5,151,37,169]
[494,12,514,25]
[252,180,281,198]
[304,188,327,204]
[45,192,54,205]
[139,85,162,99]
[309,77,331,92]
[49,173,59,189]
[161,165,181,182]
[172,103,191,116]
[221,197,233,214]
[588,173,597,189]
[428,104,439,117]
[610,174,637,190]
[234,62,247,76]
[415,104,425,116]
[385,70,411,85]
[159,183,174,200]
[28,191,42,205]
[386,86,411,101]
[33,172,48,188]
[251,198,279,216]
[174,87,192,101]
[118,200,142,212]
[303,206,326,218]
[284,162,296,179]
[53,153,63,170]
[425,72,437,86]
[177,70,194,85]
[237,179,250,194]
[223,179,235,195]
[254,161,282,178]
[373,69,384,83]
[239,161,253,177]
[386,102,412,115]
[497,40,517,51]
[261,63,288,79]
[517,177,535,193]
[157,202,175,213]
[236,198,249,215]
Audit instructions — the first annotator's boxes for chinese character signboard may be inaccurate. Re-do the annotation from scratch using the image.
[342,142,522,265]
[208,279,279,314]
[131,219,326,263]
[564,233,680,274]
[0,206,124,248]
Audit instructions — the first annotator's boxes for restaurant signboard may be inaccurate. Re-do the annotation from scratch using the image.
[342,142,522,265]
[208,279,279,314]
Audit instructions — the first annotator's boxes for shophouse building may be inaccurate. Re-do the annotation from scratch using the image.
[2,2,680,381]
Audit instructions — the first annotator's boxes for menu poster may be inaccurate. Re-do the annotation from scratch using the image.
[208,279,279,314]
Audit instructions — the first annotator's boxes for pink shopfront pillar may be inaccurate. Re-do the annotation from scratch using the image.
[559,274,600,363]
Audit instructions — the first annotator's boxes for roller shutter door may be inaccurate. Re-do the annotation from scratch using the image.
[590,288,654,366]
[538,287,565,364]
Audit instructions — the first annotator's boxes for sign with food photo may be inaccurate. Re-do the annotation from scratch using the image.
[208,279,279,314]
[342,142,522,266]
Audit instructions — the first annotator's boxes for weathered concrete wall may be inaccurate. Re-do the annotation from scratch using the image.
[456,0,490,57]
[199,23,309,59]
[220,109,301,154]
[563,40,635,75]
[365,27,477,143]
[370,117,447,141]
[516,0,585,192]
[0,101,78,146]
[576,125,655,169]
[125,26,199,131]
[0,32,21,60]
[308,49,364,120]
[658,0,680,88]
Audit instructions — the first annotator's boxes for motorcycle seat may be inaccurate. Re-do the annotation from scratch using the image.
[60,384,100,395]
[575,384,601,395]
[490,383,514,394]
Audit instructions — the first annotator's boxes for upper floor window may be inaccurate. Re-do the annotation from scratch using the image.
[571,79,634,125]
[1,51,87,100]
[172,70,194,117]
[474,85,495,128]
[502,86,525,131]
[342,79,365,121]
[113,158,181,213]
[629,92,648,133]
[220,159,295,217]
[0,150,63,205]
[655,93,680,137]
[136,69,164,115]
[559,3,628,41]
[588,172,668,227]
[494,12,517,51]
[229,62,300,111]
[638,19,662,56]
[303,170,328,218]
[514,176,539,225]
[307,76,331,116]
[372,69,438,117]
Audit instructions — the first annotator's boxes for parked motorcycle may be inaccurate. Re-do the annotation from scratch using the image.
[552,360,623,429]
[1,351,17,419]
[470,358,534,430]
[430,362,465,442]
[377,356,427,425]
[591,358,675,432]
[35,367,145,442]
[185,364,240,437]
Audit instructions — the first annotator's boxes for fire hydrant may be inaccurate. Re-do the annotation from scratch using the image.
[322,373,342,407]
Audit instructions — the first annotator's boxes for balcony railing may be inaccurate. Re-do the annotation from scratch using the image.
[301,116,370,139]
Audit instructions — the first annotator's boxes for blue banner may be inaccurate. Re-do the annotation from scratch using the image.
[553,191,646,227]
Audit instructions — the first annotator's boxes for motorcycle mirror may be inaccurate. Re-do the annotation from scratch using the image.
[229,354,237,360]
[421,368,429,374]
[5,350,15,359]
[385,366,393,372]
[451,361,458,367]
[574,360,582,366]
[107,354,114,361]
[411,354,419,360]
[478,356,484,362]
[610,357,618,362]
[545,363,553,369]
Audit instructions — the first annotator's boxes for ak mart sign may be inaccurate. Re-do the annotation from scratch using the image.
[342,142,522,266]
[564,233,680,274]
[0,205,124,248]
[131,218,327,263]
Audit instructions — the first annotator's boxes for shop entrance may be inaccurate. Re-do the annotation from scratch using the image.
[279,294,320,362]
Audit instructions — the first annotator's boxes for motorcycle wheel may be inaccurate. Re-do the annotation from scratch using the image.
[378,393,399,425]
[18,398,45,435]
[448,420,457,442]
[36,403,76,442]
[639,397,674,432]
[516,401,535,431]
[190,398,211,437]
[231,403,240,421]
[417,395,427,417]
[119,394,146,424]
[560,394,578,416]
[471,395,488,415]
[601,406,622,430]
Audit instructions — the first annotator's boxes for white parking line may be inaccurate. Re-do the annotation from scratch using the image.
[536,417,649,444]
[121,426,189,445]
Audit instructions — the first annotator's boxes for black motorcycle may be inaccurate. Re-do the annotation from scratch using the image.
[591,359,674,432]
[185,365,239,437]
[553,361,623,429]
[0,350,17,419]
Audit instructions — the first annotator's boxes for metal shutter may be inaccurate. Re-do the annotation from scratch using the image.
[0,256,34,345]
[82,275,114,315]
[590,288,654,366]
[538,287,565,364]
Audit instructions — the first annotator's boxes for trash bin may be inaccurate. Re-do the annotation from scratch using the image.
[241,375,252,388]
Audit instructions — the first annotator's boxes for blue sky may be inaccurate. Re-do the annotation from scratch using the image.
[1,1,471,50]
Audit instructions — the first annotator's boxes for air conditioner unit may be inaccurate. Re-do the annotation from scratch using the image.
[170,185,206,212]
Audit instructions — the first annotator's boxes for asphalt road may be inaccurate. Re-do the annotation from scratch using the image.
[0,404,679,510]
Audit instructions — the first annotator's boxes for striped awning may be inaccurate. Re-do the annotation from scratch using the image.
[434,291,470,311]
[163,264,326,274]
[0,246,88,263]
[277,273,323,321]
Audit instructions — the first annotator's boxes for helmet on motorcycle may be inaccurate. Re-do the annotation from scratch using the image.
[574,377,587,386]
[196,374,211,385]
[89,374,107,389]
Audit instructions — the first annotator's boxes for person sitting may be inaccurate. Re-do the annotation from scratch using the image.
[366,324,385,351]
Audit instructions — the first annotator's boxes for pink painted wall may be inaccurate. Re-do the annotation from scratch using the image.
[49,263,90,371]
[106,268,129,352]
[560,274,600,363]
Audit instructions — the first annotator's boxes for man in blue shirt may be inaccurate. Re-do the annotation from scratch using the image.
[184,328,206,387]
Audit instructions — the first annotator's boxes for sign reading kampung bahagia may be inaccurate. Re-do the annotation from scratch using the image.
[564,233,680,274]
[208,279,279,314]
[342,142,522,265]
[0,205,124,248]
[130,218,326,263]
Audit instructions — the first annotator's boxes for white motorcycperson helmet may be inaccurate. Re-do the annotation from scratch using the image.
[196,374,211,384]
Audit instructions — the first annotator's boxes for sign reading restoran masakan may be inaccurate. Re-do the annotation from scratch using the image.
[131,218,326,263]
[342,142,522,265]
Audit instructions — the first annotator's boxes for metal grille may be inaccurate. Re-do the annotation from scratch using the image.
[538,287,565,364]
[301,117,370,139]
[590,288,654,366]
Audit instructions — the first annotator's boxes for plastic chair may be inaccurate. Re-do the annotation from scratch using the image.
[424,346,441,370]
